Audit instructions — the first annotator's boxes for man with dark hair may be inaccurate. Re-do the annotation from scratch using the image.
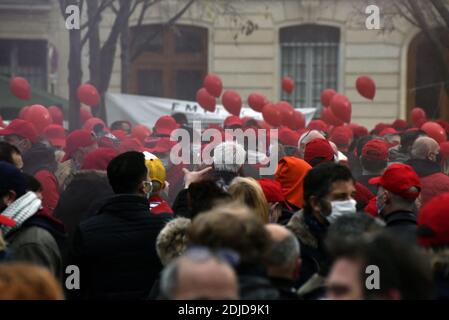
[0,141,23,169]
[369,163,421,244]
[389,129,426,163]
[69,151,171,300]
[326,232,434,300]
[287,162,356,287]
[357,139,389,194]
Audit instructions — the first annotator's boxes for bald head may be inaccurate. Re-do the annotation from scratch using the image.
[265,224,300,280]
[411,137,439,162]
[160,254,238,300]
[298,130,326,158]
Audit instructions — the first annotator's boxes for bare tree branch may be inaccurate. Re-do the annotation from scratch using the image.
[80,0,115,30]
[430,0,449,30]
[131,0,197,62]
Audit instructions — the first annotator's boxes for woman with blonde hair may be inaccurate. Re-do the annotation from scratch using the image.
[228,177,269,223]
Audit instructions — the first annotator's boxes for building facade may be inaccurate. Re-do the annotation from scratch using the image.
[0,0,446,129]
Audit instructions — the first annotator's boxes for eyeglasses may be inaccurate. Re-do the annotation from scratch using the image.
[184,246,240,267]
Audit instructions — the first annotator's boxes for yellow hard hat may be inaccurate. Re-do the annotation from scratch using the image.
[144,151,166,185]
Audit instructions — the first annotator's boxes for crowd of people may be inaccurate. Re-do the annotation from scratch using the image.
[1,109,449,300]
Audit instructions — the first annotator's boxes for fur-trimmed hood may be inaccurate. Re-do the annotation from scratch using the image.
[286,210,319,249]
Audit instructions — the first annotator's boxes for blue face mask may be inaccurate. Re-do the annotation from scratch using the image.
[376,194,386,216]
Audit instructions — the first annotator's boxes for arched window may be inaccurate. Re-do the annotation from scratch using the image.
[130,25,208,101]
[280,25,340,110]
[407,30,449,120]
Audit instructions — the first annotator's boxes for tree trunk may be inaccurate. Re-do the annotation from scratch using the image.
[68,10,82,131]
[96,0,131,121]
[87,0,101,88]
[120,21,130,93]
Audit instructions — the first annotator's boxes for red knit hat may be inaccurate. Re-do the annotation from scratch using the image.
[304,138,334,166]
[440,141,449,161]
[81,147,118,171]
[258,178,285,203]
[418,192,449,247]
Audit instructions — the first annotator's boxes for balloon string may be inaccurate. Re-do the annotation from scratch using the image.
[408,81,449,92]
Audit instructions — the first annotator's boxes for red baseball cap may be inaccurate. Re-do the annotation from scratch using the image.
[372,123,389,135]
[330,126,353,147]
[154,116,180,137]
[307,120,328,132]
[111,129,128,141]
[369,163,421,199]
[0,119,38,143]
[118,138,144,152]
[361,139,389,161]
[418,192,449,247]
[392,119,408,131]
[0,214,16,227]
[81,147,118,171]
[278,127,300,147]
[62,129,97,162]
[379,127,398,137]
[351,125,369,138]
[43,124,66,148]
[224,116,243,129]
[304,138,334,166]
[147,137,177,154]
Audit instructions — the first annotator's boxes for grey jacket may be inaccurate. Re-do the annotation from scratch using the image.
[6,225,62,280]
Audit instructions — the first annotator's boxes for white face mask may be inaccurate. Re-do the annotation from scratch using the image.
[327,199,357,224]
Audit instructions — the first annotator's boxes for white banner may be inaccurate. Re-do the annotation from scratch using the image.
[105,93,316,128]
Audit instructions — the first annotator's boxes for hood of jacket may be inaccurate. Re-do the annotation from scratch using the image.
[406,158,441,178]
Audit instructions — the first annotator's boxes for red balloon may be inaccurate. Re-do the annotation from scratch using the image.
[77,83,100,107]
[24,105,53,134]
[320,89,337,107]
[247,93,267,112]
[203,74,223,98]
[330,94,352,123]
[282,77,295,94]
[196,88,216,112]
[80,106,93,124]
[285,110,305,131]
[48,106,64,125]
[411,107,427,126]
[421,122,447,143]
[277,101,295,127]
[262,103,282,127]
[132,124,152,144]
[222,90,242,116]
[307,119,328,132]
[19,106,30,119]
[10,77,31,100]
[321,107,344,126]
[356,76,376,100]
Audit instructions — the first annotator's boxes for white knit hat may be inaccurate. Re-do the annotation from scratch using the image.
[212,141,247,173]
